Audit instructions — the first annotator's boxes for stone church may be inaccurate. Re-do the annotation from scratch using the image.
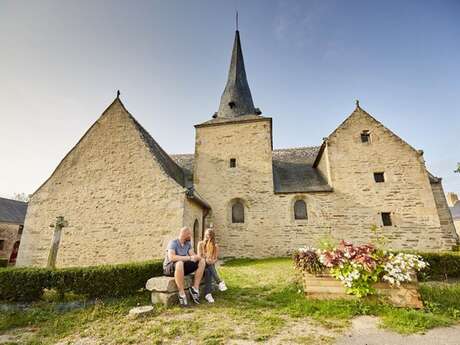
[17,30,458,268]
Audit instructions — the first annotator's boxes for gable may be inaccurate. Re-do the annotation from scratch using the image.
[315,105,421,166]
[32,98,187,198]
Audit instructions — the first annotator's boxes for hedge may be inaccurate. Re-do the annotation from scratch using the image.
[417,252,460,281]
[0,260,163,302]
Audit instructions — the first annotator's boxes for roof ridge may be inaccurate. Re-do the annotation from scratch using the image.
[0,196,28,204]
[121,104,187,188]
[273,146,320,151]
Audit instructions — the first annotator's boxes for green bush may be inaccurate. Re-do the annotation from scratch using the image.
[416,252,460,280]
[0,259,9,267]
[0,260,163,302]
[0,267,52,302]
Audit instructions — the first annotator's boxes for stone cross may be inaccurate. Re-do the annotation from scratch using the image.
[47,216,68,269]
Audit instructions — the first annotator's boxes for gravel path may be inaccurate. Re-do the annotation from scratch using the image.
[335,316,460,345]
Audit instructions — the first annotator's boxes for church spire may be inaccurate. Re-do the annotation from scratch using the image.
[216,28,257,118]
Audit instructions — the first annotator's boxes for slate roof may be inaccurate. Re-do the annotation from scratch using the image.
[0,197,28,224]
[196,114,268,128]
[451,202,460,220]
[170,146,333,194]
[272,147,332,193]
[127,113,187,188]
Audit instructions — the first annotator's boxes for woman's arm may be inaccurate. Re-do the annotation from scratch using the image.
[211,244,219,263]
[197,241,204,258]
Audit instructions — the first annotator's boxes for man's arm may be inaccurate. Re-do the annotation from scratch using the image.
[188,248,201,262]
[167,249,191,263]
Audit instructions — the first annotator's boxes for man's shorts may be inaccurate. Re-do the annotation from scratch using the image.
[163,260,199,277]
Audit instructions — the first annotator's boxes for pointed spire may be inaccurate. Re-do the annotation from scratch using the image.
[216,29,257,118]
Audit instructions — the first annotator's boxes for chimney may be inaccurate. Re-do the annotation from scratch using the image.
[447,192,459,207]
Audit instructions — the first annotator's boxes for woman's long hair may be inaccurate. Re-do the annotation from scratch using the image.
[204,228,217,259]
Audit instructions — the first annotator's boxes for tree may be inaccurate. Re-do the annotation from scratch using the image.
[13,193,30,202]
[455,163,460,174]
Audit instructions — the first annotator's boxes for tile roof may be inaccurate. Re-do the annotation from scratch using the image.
[0,197,28,224]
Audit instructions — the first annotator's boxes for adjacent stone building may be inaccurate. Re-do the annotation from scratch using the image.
[447,193,460,236]
[16,30,458,268]
[0,197,27,265]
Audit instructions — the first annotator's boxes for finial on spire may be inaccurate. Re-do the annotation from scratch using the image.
[116,90,120,98]
[355,99,360,108]
[236,10,239,31]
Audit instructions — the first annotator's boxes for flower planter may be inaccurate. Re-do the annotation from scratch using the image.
[302,272,423,308]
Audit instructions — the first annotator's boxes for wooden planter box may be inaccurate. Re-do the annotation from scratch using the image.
[303,272,423,308]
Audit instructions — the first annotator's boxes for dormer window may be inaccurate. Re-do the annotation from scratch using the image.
[361,130,370,143]
[228,101,235,109]
[230,158,236,168]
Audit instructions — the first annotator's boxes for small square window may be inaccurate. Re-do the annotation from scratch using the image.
[381,212,392,226]
[230,158,236,168]
[361,130,370,143]
[374,172,385,183]
[0,240,4,251]
[18,225,24,235]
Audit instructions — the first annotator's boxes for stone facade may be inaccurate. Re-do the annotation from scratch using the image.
[16,100,205,268]
[192,108,457,258]
[447,192,460,236]
[15,29,458,268]
[0,222,21,263]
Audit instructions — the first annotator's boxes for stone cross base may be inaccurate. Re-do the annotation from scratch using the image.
[145,275,211,306]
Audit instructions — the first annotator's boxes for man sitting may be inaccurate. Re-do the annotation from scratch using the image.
[163,226,206,307]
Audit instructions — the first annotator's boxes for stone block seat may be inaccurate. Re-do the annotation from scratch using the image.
[146,274,207,306]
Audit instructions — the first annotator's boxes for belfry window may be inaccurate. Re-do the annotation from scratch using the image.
[361,130,370,143]
[230,158,236,168]
[381,212,392,226]
[232,201,244,223]
[294,200,308,220]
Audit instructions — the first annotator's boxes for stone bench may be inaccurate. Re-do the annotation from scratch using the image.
[145,275,208,306]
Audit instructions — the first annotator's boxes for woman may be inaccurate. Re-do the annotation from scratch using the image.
[198,228,227,303]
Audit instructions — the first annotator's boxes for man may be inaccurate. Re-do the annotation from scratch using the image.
[163,226,206,307]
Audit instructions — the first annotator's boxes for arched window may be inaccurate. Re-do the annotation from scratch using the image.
[232,201,245,223]
[193,219,200,252]
[294,200,307,220]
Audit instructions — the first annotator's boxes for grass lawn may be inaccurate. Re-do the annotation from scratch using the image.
[1,258,460,344]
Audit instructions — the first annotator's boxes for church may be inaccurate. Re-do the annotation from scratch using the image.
[16,30,458,268]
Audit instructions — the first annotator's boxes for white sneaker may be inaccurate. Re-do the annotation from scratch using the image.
[205,293,215,303]
[218,281,228,291]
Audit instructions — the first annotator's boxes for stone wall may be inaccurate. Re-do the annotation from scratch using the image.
[16,101,187,268]
[0,222,21,261]
[430,181,459,244]
[183,198,204,251]
[193,109,457,258]
[321,108,456,250]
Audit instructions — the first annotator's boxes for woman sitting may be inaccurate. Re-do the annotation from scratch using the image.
[198,228,228,303]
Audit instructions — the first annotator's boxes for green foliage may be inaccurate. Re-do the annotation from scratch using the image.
[416,252,460,280]
[454,162,460,173]
[0,260,163,302]
[0,259,9,267]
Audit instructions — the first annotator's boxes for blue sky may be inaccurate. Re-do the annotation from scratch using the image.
[1,0,459,198]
